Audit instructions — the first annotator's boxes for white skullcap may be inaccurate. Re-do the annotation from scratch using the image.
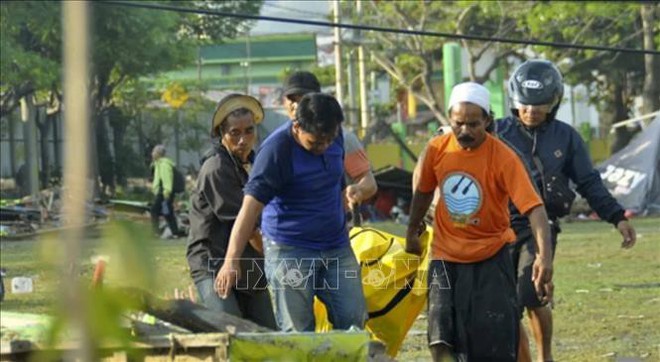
[448,82,490,114]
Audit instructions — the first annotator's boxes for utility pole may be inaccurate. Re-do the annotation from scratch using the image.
[347,49,358,127]
[333,0,344,105]
[246,30,252,95]
[357,1,370,131]
[175,110,182,166]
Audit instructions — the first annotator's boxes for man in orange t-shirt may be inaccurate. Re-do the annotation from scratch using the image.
[406,82,554,362]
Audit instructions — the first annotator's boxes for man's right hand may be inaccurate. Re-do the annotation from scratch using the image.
[215,259,241,299]
[405,233,423,256]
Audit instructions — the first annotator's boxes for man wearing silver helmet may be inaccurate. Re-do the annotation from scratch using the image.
[497,60,636,362]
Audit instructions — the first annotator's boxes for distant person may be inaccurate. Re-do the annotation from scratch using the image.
[282,71,377,209]
[406,82,554,361]
[150,144,180,238]
[15,163,29,197]
[186,94,276,329]
[215,93,367,332]
[497,59,636,362]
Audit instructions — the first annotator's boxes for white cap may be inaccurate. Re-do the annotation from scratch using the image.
[448,82,490,114]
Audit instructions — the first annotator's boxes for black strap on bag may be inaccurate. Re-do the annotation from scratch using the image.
[351,202,362,227]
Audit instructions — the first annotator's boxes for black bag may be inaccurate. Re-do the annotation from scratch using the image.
[543,172,576,218]
[172,167,186,194]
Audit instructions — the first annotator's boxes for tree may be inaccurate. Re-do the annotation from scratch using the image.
[1,1,263,193]
[1,2,62,188]
[357,1,454,124]
[0,2,61,117]
[519,2,656,152]
[356,1,527,125]
[454,2,529,83]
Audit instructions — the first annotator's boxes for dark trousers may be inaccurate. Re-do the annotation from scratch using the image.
[427,247,519,361]
[151,193,179,235]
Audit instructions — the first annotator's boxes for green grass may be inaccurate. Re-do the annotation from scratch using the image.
[395,217,660,361]
[1,218,658,361]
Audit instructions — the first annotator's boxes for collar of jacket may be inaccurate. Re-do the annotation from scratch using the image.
[515,116,553,138]
[216,143,255,165]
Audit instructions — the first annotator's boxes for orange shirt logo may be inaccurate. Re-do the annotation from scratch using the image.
[441,172,482,227]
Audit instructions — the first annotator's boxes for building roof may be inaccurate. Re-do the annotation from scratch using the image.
[201,33,317,64]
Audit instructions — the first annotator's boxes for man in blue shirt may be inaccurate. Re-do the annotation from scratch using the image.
[215,93,367,332]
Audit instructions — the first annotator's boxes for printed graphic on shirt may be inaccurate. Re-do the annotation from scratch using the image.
[441,172,482,227]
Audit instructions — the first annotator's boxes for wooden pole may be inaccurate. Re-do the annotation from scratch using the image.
[62,1,91,360]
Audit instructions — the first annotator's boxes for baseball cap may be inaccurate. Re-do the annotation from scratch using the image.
[283,71,321,97]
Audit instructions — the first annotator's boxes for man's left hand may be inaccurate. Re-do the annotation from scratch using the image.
[345,185,363,205]
[617,220,636,249]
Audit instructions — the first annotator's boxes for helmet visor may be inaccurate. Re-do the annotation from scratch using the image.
[513,101,555,114]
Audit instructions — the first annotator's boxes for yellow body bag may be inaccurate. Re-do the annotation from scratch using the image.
[314,226,432,357]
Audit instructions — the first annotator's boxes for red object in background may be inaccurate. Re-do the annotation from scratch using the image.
[91,260,106,288]
[374,189,396,219]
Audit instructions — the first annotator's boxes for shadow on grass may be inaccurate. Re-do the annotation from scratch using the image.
[613,282,660,289]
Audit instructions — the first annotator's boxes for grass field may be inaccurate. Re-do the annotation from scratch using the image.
[1,217,658,361]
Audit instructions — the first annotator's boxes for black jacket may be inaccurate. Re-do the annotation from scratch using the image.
[497,116,625,231]
[186,145,265,289]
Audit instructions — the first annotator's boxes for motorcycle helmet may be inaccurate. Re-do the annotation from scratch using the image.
[508,60,564,121]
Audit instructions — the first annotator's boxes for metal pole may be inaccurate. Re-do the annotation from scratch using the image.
[62,1,91,360]
[333,0,344,104]
[357,1,370,131]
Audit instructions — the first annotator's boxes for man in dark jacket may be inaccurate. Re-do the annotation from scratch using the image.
[497,60,636,362]
[186,94,276,329]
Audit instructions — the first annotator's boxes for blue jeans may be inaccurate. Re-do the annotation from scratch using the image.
[195,277,277,330]
[264,237,367,332]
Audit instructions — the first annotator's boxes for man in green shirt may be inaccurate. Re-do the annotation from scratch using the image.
[151,144,180,238]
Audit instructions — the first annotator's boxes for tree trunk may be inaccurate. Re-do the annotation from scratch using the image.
[35,107,52,189]
[20,94,40,198]
[8,111,17,178]
[96,110,115,197]
[109,107,129,188]
[117,287,272,333]
[609,82,636,154]
[53,113,61,171]
[136,111,149,180]
[641,4,660,114]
